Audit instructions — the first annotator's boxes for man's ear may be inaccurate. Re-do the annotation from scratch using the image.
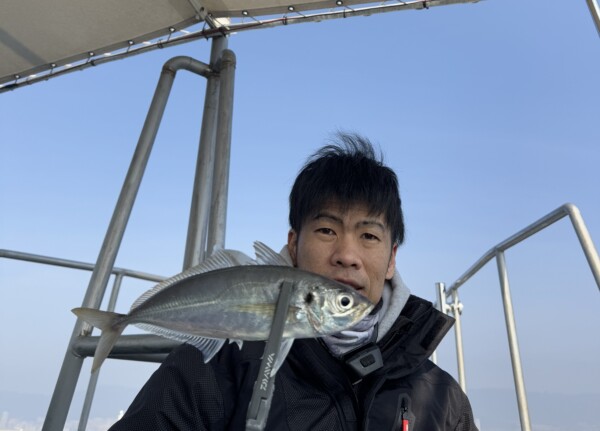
[287,230,298,266]
[386,243,398,280]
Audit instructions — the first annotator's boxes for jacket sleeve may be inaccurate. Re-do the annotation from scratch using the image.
[108,344,229,431]
[454,390,479,431]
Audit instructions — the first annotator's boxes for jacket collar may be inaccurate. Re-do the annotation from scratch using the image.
[377,295,455,377]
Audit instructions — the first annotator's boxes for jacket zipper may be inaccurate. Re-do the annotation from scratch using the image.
[400,397,409,431]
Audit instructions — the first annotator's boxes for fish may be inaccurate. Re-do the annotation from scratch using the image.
[72,242,374,373]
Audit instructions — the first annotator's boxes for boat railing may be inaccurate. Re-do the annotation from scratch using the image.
[0,248,176,428]
[434,202,600,431]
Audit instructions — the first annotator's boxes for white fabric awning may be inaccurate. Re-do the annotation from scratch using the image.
[0,0,203,86]
[0,0,480,89]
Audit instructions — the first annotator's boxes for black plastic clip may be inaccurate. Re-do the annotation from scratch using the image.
[245,280,294,431]
[343,343,383,382]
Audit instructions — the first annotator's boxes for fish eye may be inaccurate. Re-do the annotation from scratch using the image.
[337,295,352,309]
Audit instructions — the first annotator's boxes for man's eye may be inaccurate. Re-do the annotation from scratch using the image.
[362,232,380,241]
[316,228,335,235]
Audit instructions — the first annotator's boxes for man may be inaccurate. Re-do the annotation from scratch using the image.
[110,133,478,430]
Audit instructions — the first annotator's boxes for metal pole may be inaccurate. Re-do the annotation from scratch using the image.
[43,63,178,431]
[432,282,449,365]
[446,203,600,297]
[183,36,229,268]
[496,250,531,431]
[0,249,164,283]
[451,290,467,393]
[587,0,600,37]
[566,204,600,290]
[435,282,448,314]
[72,334,178,357]
[207,49,236,254]
[78,274,124,430]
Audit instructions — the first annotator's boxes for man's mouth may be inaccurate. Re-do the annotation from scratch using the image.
[335,278,363,291]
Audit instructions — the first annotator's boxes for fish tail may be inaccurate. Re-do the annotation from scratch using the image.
[72,307,128,372]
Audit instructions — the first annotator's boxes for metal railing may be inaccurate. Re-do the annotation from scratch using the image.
[34,38,236,431]
[588,0,600,37]
[2,38,238,431]
[5,202,599,430]
[435,203,600,431]
[0,249,168,429]
[0,249,165,284]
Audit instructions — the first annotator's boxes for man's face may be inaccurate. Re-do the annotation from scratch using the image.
[287,202,397,304]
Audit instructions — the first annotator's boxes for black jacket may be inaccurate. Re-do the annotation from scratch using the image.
[110,295,478,430]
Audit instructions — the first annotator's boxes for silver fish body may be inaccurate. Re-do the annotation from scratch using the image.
[128,265,372,340]
[73,247,374,372]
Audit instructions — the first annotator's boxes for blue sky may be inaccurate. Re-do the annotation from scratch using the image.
[1,0,599,429]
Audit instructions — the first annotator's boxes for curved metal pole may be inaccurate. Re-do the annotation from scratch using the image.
[566,204,600,289]
[184,37,228,268]
[588,0,600,37]
[43,63,177,431]
[447,203,600,296]
[207,49,236,254]
[438,203,598,430]
[43,55,211,431]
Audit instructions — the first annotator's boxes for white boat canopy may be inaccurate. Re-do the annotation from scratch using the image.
[1,0,599,91]
[0,0,483,91]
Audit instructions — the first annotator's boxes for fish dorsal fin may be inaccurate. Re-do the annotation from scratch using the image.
[130,249,255,312]
[253,241,290,266]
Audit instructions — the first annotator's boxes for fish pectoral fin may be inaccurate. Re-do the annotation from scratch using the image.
[134,323,225,363]
[189,337,226,363]
[271,338,294,377]
[229,339,244,350]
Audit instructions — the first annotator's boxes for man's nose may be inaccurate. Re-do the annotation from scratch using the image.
[331,236,361,269]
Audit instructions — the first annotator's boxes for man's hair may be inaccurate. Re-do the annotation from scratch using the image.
[289,132,405,246]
